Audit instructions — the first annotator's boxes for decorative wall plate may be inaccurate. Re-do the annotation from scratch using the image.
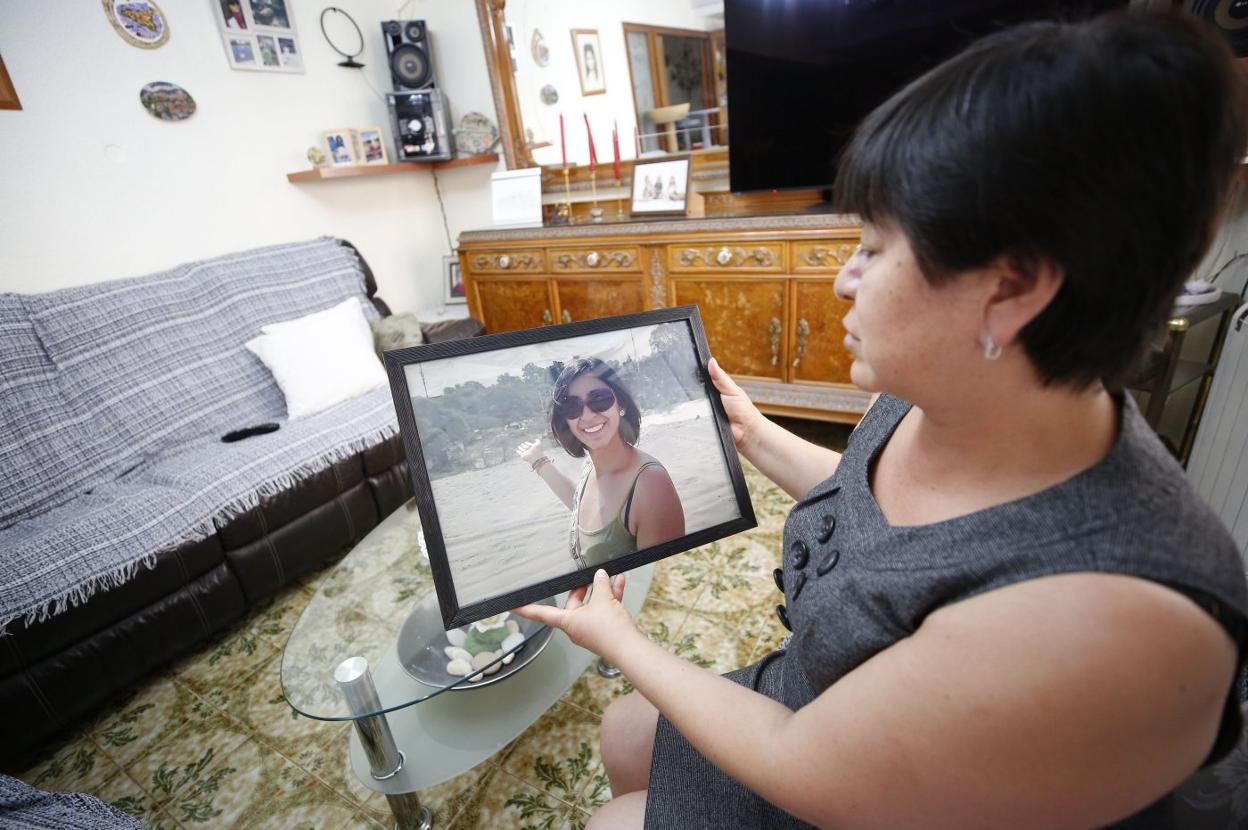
[540,84,558,105]
[453,112,500,155]
[139,81,195,120]
[102,0,170,49]
[530,28,550,67]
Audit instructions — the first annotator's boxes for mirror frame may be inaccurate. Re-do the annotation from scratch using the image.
[475,0,534,169]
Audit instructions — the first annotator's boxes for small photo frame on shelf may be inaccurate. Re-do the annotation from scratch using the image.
[383,306,755,627]
[444,255,465,305]
[630,155,701,217]
[571,29,606,96]
[355,126,388,165]
[322,129,357,166]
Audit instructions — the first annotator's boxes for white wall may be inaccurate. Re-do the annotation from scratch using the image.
[504,0,718,168]
[0,0,502,317]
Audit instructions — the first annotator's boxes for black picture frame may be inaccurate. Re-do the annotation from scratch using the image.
[384,306,756,628]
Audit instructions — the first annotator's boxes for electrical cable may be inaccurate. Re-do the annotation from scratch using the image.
[431,168,455,256]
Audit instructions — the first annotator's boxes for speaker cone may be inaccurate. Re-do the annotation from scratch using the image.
[390,45,430,88]
[404,21,425,42]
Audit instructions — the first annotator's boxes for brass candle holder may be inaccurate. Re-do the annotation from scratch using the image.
[551,167,573,226]
[589,171,603,224]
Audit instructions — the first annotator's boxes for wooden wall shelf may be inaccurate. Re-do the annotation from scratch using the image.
[287,153,499,183]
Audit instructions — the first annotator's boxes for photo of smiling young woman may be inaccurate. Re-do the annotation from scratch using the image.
[517,358,685,569]
[402,321,742,608]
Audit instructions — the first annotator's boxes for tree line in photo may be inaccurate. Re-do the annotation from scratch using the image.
[414,327,702,477]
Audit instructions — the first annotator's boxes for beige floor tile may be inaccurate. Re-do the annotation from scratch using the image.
[671,611,756,676]
[354,764,491,829]
[122,705,252,808]
[92,767,175,827]
[216,652,340,761]
[449,767,582,830]
[91,675,208,770]
[643,553,705,609]
[742,607,790,664]
[500,701,602,806]
[560,663,632,717]
[18,736,122,794]
[687,571,776,628]
[171,624,281,700]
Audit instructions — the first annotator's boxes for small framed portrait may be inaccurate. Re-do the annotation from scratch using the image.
[322,129,357,166]
[630,155,696,217]
[571,28,606,96]
[257,34,280,67]
[229,37,256,66]
[355,126,389,165]
[384,306,756,627]
[212,0,303,73]
[444,255,465,305]
[248,0,290,29]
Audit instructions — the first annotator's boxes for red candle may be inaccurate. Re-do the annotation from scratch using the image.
[584,114,597,171]
[560,114,567,169]
[612,121,621,182]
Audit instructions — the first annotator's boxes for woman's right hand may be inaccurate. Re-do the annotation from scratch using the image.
[516,439,545,464]
[708,357,764,450]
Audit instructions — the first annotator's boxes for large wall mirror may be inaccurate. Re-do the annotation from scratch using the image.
[476,0,726,170]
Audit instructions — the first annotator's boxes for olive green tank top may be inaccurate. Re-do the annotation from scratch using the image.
[575,461,663,567]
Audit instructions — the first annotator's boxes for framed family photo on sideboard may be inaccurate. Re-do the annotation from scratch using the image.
[384,306,755,627]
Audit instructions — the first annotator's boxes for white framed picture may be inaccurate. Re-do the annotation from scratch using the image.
[212,0,303,73]
[323,129,357,166]
[355,126,389,165]
[630,155,692,217]
[571,29,605,96]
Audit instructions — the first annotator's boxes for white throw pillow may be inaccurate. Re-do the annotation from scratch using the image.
[246,296,388,420]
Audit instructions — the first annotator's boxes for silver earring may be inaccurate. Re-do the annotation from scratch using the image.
[619,409,626,416]
[983,332,1003,361]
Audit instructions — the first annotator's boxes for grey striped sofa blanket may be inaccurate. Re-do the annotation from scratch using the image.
[0,237,399,634]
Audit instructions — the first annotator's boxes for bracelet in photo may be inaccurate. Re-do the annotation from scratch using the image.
[531,456,552,472]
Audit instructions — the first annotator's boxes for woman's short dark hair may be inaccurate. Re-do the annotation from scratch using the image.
[834,10,1248,388]
[550,358,641,457]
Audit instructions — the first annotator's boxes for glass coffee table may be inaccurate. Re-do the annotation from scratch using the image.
[280,499,652,829]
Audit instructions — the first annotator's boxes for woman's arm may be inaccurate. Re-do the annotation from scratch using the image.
[710,358,843,500]
[519,570,1235,829]
[631,466,684,548]
[516,439,575,509]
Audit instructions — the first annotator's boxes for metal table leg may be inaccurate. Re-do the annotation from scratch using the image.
[336,657,434,830]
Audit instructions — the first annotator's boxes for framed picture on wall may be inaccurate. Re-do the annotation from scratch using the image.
[383,306,755,627]
[212,0,304,73]
[444,255,465,305]
[571,29,606,96]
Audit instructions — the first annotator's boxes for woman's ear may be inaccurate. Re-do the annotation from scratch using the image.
[983,253,1064,347]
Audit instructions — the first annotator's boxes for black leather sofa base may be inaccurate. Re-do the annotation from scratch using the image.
[0,434,413,769]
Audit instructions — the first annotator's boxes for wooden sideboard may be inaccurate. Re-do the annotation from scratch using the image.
[458,215,867,423]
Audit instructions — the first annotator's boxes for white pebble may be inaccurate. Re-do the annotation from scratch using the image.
[502,653,515,665]
[444,646,472,662]
[446,658,471,676]
[470,651,498,671]
[445,629,466,647]
[501,632,524,653]
[506,620,520,634]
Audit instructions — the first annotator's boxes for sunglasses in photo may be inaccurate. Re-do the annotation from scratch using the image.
[555,388,617,420]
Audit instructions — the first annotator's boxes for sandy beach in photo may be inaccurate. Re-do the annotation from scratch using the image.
[432,398,742,606]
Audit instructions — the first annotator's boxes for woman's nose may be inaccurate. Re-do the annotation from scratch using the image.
[835,249,863,301]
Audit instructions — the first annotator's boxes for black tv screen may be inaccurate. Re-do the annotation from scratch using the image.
[725,0,1127,194]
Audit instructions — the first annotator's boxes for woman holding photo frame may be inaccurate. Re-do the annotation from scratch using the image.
[516,357,685,569]
[517,11,1248,830]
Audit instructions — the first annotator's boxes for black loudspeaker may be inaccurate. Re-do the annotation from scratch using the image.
[382,19,436,90]
[386,90,454,162]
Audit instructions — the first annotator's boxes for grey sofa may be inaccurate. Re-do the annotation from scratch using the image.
[0,237,480,766]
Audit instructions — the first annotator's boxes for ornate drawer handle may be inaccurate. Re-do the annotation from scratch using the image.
[792,319,811,368]
[585,251,600,267]
[715,247,733,266]
[542,308,552,325]
[561,309,572,323]
[798,245,855,268]
[498,254,511,269]
[769,317,782,366]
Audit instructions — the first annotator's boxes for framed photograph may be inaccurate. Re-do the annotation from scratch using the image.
[323,129,357,166]
[630,155,698,217]
[355,126,389,165]
[444,255,465,304]
[384,306,756,627]
[212,0,303,73]
[571,29,606,96]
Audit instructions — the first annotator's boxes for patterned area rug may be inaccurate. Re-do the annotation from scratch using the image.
[8,434,844,828]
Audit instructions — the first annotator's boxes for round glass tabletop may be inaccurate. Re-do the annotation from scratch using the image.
[280,499,563,721]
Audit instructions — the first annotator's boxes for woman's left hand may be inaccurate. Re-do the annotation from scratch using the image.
[514,569,642,662]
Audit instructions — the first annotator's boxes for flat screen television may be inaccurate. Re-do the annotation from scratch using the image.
[725,0,1128,195]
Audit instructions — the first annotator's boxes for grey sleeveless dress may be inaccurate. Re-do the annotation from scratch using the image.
[644,394,1248,829]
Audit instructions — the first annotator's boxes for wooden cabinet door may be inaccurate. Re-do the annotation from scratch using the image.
[790,279,854,385]
[554,279,644,324]
[671,277,788,380]
[473,278,554,333]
